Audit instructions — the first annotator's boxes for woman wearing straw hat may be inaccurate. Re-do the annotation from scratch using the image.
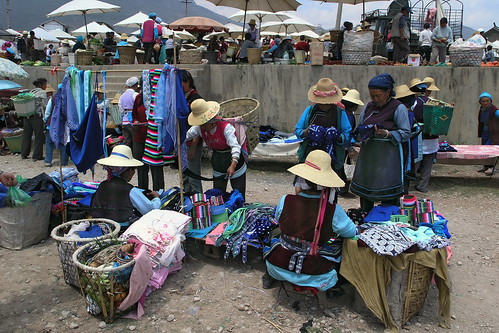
[350,74,411,211]
[295,78,352,193]
[262,150,357,292]
[185,99,247,197]
[89,145,161,228]
[422,77,439,100]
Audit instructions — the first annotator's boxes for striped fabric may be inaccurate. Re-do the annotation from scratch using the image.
[142,69,175,166]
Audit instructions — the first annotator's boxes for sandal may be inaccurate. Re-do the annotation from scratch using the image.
[484,168,495,176]
[477,166,488,173]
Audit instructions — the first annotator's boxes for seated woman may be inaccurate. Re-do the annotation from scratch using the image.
[262,150,357,294]
[186,99,247,198]
[89,145,161,228]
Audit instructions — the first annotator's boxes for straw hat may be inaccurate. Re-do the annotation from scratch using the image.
[45,84,56,93]
[341,87,350,94]
[308,78,343,104]
[248,19,256,26]
[110,93,121,104]
[97,145,143,167]
[423,77,440,91]
[409,78,431,90]
[342,89,364,106]
[95,85,104,93]
[394,84,416,99]
[61,39,70,45]
[120,33,128,40]
[188,99,221,126]
[288,150,344,188]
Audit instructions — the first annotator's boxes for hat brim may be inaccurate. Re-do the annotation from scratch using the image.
[188,101,220,126]
[342,96,364,106]
[288,163,345,188]
[97,155,143,167]
[396,91,415,99]
[308,85,343,104]
[427,85,440,91]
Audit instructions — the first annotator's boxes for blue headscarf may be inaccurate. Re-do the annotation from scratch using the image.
[76,36,84,42]
[368,73,395,96]
[479,92,493,102]
[148,12,157,18]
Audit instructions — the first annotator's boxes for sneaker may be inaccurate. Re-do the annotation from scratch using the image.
[415,186,428,193]
[261,273,276,289]
[477,166,488,172]
[44,162,52,167]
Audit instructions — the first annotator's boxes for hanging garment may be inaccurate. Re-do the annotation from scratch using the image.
[50,72,78,149]
[69,93,104,172]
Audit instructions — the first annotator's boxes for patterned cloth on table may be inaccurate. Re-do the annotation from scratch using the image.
[142,69,174,166]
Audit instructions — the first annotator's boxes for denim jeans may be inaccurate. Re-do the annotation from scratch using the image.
[45,131,69,166]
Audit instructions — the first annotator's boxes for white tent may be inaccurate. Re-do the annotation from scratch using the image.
[5,29,21,37]
[31,27,60,42]
[50,29,76,40]
[114,11,149,28]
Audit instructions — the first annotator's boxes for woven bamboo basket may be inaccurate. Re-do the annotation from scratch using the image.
[219,97,260,154]
[179,49,203,64]
[400,262,433,325]
[51,219,121,288]
[342,50,372,65]
[136,51,145,64]
[76,50,94,66]
[12,95,36,117]
[117,46,137,64]
[449,48,483,67]
[73,239,135,323]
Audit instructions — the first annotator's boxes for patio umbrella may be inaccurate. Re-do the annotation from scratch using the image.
[311,0,387,19]
[0,80,22,91]
[5,29,21,37]
[0,58,30,79]
[203,23,244,40]
[114,11,149,29]
[72,21,117,39]
[168,17,228,33]
[291,30,320,40]
[31,27,60,43]
[47,0,120,47]
[50,29,77,40]
[206,0,300,39]
[260,18,316,36]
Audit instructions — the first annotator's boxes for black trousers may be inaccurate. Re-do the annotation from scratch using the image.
[132,141,164,190]
[143,42,155,64]
[213,172,246,199]
[420,45,432,62]
[21,114,44,160]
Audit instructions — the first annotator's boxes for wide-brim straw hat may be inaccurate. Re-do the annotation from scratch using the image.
[409,78,430,90]
[120,33,128,40]
[248,19,256,25]
[110,93,121,104]
[188,99,221,126]
[341,87,350,94]
[342,89,364,106]
[423,77,440,91]
[394,84,416,99]
[45,84,56,93]
[97,145,143,167]
[308,78,343,104]
[288,150,344,188]
[95,86,104,93]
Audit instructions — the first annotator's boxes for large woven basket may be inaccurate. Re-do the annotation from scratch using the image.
[73,239,135,323]
[108,104,123,126]
[401,262,433,325]
[12,95,36,117]
[219,97,260,154]
[423,100,454,136]
[180,49,202,64]
[51,219,121,288]
[76,50,94,66]
[449,48,483,67]
[117,46,137,64]
[342,50,372,65]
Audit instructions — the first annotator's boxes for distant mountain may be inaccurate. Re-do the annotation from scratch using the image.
[1,0,233,32]
[462,25,476,39]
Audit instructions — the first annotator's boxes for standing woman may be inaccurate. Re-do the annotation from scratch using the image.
[186,99,246,198]
[477,92,499,176]
[21,78,47,161]
[350,74,411,211]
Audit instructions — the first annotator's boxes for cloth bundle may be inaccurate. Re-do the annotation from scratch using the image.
[417,199,434,224]
[189,193,211,229]
[307,124,339,162]
[400,194,418,225]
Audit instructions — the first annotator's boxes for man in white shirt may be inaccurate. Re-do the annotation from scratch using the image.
[419,23,432,63]
[119,77,140,148]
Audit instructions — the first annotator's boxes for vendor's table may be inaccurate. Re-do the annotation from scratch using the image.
[436,145,499,166]
[340,239,451,332]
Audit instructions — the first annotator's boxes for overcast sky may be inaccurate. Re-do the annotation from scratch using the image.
[196,0,493,31]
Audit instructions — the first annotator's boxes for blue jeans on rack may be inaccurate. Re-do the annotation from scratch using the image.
[45,131,69,166]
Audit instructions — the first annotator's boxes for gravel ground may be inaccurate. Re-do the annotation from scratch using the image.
[0,152,498,333]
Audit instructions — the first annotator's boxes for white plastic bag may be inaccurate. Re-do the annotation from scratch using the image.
[343,31,374,51]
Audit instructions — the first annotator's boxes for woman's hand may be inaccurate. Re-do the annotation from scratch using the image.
[147,191,160,199]
[374,125,391,138]
[0,172,17,186]
[227,160,237,178]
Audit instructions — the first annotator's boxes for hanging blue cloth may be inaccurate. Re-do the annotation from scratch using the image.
[50,71,79,149]
[69,93,104,173]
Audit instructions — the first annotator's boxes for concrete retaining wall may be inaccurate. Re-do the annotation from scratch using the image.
[19,64,499,144]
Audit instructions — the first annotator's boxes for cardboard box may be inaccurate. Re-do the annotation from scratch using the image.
[310,42,324,66]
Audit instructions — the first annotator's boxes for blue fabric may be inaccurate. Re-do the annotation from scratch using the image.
[69,93,104,173]
[76,36,83,42]
[479,92,493,102]
[78,224,104,239]
[77,194,93,207]
[129,187,161,215]
[368,73,395,93]
[224,189,245,214]
[0,183,8,208]
[185,223,220,238]
[363,204,401,222]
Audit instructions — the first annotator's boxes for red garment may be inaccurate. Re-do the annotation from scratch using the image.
[132,93,148,143]
[201,119,230,150]
[294,41,309,52]
[220,41,228,54]
[142,19,156,43]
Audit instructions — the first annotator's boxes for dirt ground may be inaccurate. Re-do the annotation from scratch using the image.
[0,152,498,333]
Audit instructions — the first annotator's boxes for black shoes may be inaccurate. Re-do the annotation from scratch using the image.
[261,273,276,289]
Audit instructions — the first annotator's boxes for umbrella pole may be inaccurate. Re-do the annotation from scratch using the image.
[83,10,90,49]
[172,31,184,213]
[242,0,248,39]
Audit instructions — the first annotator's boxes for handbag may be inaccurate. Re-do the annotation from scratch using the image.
[344,162,356,181]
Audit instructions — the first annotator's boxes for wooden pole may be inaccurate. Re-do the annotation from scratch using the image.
[173,30,184,213]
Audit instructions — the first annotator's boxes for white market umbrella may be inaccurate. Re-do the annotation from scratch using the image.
[260,30,279,37]
[73,21,116,38]
[206,0,300,40]
[47,0,120,47]
[291,30,320,40]
[225,23,245,34]
[114,11,149,29]
[203,23,244,40]
[5,29,21,37]
[229,10,292,33]
[50,29,76,40]
[31,27,60,42]
[311,0,387,25]
[0,58,29,79]
[261,18,316,35]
